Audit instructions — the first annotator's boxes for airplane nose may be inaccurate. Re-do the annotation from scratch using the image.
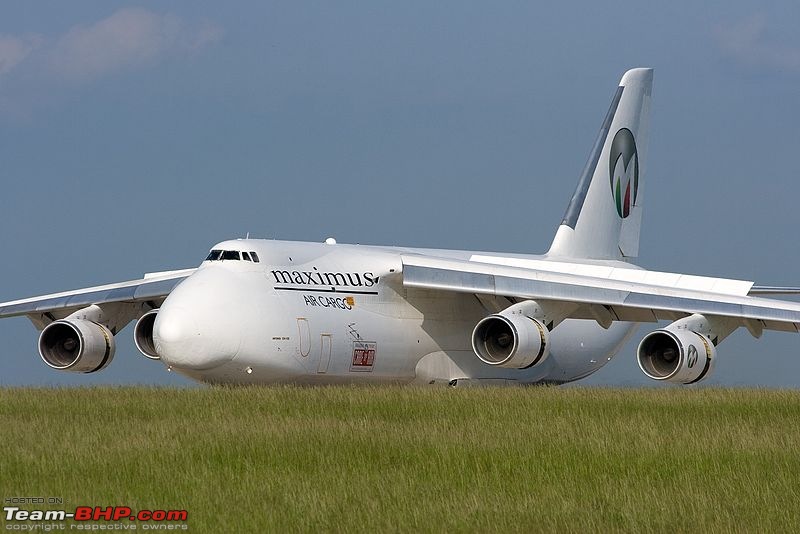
[153,270,242,370]
[154,306,197,347]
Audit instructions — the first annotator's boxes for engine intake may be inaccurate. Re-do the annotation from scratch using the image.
[472,313,550,369]
[38,319,115,373]
[637,328,716,384]
[134,309,160,360]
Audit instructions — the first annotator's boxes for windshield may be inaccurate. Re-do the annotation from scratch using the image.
[205,249,260,262]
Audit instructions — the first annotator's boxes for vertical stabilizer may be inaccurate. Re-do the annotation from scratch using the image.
[547,68,653,261]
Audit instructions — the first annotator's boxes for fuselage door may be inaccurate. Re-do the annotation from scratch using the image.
[318,334,332,373]
[297,318,310,358]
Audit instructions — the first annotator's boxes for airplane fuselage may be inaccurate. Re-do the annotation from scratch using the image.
[153,239,638,386]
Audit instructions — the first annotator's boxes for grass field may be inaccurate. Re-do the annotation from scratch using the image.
[3,386,800,532]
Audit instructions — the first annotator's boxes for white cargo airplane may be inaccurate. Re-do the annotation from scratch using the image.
[3,68,799,386]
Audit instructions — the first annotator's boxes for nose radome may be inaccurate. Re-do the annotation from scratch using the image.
[154,306,196,346]
[153,291,240,371]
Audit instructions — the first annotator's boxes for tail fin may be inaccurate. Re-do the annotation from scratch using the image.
[547,68,653,261]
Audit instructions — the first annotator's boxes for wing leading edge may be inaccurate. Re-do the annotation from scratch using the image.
[401,255,800,334]
[0,269,195,320]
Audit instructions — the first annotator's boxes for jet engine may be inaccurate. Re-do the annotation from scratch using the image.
[471,305,550,369]
[38,319,115,373]
[133,309,160,360]
[637,327,716,384]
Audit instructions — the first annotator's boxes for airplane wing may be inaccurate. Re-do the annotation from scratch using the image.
[0,269,195,325]
[748,286,800,296]
[401,255,800,334]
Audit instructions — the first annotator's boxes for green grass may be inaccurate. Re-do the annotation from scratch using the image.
[3,387,800,532]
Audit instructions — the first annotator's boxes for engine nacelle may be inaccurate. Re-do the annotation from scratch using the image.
[38,319,116,373]
[472,312,550,369]
[637,328,716,384]
[133,309,160,360]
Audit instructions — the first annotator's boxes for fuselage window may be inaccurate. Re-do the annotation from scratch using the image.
[221,250,240,261]
[206,250,222,261]
[242,251,252,262]
[250,252,260,263]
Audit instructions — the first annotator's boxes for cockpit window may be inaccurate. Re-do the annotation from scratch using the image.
[206,249,257,262]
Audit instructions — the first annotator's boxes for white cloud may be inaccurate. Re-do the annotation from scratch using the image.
[0,8,222,85]
[714,14,800,73]
[48,8,223,82]
[0,34,43,77]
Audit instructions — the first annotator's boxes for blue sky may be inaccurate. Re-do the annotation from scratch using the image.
[0,2,799,386]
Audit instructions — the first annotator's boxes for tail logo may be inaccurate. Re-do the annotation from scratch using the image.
[609,128,639,218]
